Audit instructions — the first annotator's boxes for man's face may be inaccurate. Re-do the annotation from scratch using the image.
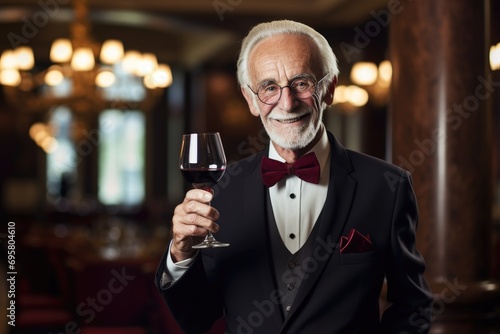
[242,34,329,151]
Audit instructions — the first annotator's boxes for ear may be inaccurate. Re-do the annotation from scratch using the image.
[323,76,338,105]
[241,86,261,117]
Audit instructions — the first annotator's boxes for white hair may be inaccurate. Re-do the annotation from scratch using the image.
[236,20,339,96]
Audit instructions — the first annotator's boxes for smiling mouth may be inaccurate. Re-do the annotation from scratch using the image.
[274,113,310,123]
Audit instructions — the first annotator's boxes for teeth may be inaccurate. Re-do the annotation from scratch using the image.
[277,116,303,123]
[283,118,299,123]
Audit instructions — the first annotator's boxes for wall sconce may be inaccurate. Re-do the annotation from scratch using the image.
[350,62,378,86]
[490,43,500,71]
[335,60,392,110]
[332,85,369,107]
[377,60,392,87]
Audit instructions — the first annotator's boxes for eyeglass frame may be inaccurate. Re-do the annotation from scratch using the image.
[246,72,330,105]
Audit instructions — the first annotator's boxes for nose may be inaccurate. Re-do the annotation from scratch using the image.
[277,86,296,111]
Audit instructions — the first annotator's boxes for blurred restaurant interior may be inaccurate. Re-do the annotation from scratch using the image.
[0,0,500,333]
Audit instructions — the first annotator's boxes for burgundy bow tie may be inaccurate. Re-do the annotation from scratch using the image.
[261,152,320,187]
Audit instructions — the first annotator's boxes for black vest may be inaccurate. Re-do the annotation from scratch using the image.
[266,194,323,318]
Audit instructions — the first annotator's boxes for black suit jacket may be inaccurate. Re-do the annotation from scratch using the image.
[156,132,433,334]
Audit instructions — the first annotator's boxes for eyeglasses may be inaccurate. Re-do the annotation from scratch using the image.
[247,73,329,105]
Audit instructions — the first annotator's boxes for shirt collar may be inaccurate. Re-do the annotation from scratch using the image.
[268,124,330,178]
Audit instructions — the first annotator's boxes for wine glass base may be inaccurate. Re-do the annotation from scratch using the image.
[192,240,230,248]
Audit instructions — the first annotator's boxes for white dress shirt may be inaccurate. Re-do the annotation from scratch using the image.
[163,126,331,282]
[268,127,330,253]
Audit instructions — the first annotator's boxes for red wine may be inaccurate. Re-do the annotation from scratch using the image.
[181,168,225,189]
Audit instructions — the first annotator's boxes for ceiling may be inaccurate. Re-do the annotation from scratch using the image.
[0,0,388,69]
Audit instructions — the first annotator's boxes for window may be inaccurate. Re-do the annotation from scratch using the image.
[98,109,145,206]
[44,64,147,207]
[46,106,77,202]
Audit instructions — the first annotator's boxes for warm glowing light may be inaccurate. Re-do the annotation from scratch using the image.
[29,123,47,140]
[71,47,95,71]
[346,85,369,107]
[135,53,157,76]
[45,66,64,86]
[350,62,378,86]
[95,70,116,87]
[1,0,172,115]
[0,69,21,86]
[378,60,392,85]
[148,64,173,88]
[332,85,368,107]
[100,40,124,64]
[50,39,73,63]
[143,74,157,89]
[332,85,347,104]
[121,50,142,74]
[14,47,34,70]
[490,43,500,71]
[0,50,18,69]
[31,123,50,143]
[41,136,59,153]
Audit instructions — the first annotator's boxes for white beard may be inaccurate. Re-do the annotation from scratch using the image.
[262,107,323,150]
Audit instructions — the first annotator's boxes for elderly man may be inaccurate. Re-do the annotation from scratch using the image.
[155,20,433,334]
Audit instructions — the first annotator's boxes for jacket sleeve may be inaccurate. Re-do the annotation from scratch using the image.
[154,248,223,334]
[380,170,434,333]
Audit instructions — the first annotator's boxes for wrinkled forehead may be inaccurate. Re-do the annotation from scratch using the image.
[247,33,322,83]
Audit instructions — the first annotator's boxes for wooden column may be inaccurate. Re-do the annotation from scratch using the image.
[389,0,500,332]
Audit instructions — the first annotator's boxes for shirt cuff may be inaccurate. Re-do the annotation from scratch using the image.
[163,240,198,284]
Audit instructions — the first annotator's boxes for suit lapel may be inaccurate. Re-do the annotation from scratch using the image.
[283,132,357,326]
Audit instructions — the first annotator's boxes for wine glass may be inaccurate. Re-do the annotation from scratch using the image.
[179,132,230,248]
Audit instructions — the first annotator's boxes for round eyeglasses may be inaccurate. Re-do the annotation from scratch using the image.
[247,73,329,105]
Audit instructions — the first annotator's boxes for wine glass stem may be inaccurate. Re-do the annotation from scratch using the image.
[205,200,215,242]
[205,232,216,242]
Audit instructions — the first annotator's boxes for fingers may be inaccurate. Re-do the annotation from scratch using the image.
[185,188,213,203]
[169,189,221,260]
[179,189,220,227]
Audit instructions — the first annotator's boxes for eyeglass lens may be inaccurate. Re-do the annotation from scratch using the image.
[258,78,315,104]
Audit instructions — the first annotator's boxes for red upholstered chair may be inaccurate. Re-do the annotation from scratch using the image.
[15,309,74,334]
[66,254,155,332]
[15,244,75,334]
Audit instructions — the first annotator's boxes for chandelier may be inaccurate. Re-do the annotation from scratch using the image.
[0,0,172,114]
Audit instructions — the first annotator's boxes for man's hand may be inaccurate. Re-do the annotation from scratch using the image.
[170,189,220,262]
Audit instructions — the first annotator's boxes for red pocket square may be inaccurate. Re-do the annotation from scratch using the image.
[340,228,372,254]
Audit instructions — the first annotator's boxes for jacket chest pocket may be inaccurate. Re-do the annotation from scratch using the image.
[340,249,383,265]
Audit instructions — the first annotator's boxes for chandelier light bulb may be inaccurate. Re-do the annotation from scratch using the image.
[143,73,157,89]
[50,39,73,63]
[95,70,116,88]
[40,136,59,154]
[15,47,35,70]
[0,0,172,115]
[0,50,18,70]
[149,64,173,88]
[100,39,124,64]
[71,47,95,71]
[136,53,157,76]
[29,123,47,141]
[0,69,21,86]
[121,50,142,74]
[45,66,64,86]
